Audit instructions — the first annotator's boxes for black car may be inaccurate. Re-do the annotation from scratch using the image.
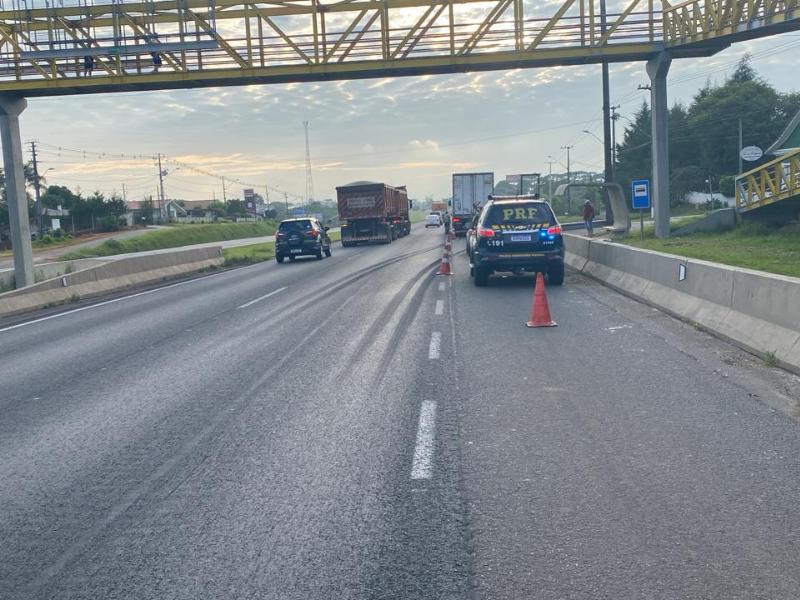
[468,197,564,287]
[275,218,332,263]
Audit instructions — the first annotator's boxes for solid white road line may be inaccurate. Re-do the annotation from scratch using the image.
[435,299,444,315]
[411,400,437,480]
[428,332,441,359]
[438,281,446,292]
[236,286,288,309]
[0,270,233,334]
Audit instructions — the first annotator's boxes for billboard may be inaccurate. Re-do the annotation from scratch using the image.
[243,188,256,213]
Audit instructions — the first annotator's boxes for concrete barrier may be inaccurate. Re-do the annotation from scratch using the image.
[565,233,800,373]
[0,246,223,318]
[0,258,113,291]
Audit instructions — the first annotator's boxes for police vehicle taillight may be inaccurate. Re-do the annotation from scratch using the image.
[547,225,562,235]
[477,226,494,238]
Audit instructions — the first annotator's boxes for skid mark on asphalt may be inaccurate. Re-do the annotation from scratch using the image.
[411,400,437,479]
[428,332,442,359]
[0,270,234,333]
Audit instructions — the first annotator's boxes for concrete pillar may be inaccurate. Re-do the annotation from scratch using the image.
[646,52,671,238]
[0,95,33,287]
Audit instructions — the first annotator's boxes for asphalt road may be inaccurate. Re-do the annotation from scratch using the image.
[2,225,800,599]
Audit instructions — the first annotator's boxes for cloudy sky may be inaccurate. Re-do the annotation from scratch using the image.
[21,29,800,204]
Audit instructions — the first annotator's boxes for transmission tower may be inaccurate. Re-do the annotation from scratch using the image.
[303,120,314,207]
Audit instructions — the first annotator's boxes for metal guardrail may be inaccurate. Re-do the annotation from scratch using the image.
[735,148,800,213]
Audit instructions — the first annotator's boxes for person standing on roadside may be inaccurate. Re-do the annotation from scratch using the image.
[582,199,595,237]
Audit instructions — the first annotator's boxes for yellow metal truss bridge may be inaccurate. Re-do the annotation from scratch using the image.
[736,148,800,215]
[0,0,796,96]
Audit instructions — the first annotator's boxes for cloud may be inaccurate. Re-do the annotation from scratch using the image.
[409,139,440,150]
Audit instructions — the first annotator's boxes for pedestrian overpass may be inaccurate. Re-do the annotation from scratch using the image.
[736,148,800,220]
[1,0,798,286]
[0,0,796,95]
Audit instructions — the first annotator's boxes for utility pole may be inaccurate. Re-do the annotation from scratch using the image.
[30,141,43,237]
[222,177,227,203]
[738,118,743,174]
[122,183,127,203]
[599,0,616,225]
[561,145,573,213]
[546,157,555,201]
[610,105,620,181]
[157,153,166,222]
[265,185,270,211]
[303,120,314,210]
[284,192,289,213]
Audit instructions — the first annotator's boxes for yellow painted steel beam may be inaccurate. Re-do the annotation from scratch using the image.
[663,0,800,45]
[0,0,794,98]
[0,42,663,96]
[736,149,800,212]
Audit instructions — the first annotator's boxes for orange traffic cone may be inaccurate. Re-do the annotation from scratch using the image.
[437,251,452,275]
[526,272,557,327]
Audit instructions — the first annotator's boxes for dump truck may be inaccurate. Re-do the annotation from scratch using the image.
[430,200,448,214]
[451,172,494,237]
[337,181,412,246]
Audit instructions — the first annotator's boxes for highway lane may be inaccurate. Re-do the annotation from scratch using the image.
[450,251,800,599]
[1,225,469,599]
[2,225,800,599]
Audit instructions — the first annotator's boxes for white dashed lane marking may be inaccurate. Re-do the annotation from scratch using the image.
[435,299,444,315]
[428,332,441,359]
[237,286,287,309]
[411,401,437,479]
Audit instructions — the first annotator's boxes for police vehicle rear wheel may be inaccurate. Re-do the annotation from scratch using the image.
[473,267,489,287]
[276,254,285,264]
[547,263,565,285]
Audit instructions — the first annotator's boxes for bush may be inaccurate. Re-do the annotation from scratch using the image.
[97,215,123,232]
[102,239,124,252]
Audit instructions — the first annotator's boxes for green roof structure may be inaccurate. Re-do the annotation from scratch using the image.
[767,109,800,155]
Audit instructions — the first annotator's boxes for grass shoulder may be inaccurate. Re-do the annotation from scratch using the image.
[621,222,800,279]
[62,221,278,260]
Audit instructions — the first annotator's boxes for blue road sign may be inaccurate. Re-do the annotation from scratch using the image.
[631,179,650,210]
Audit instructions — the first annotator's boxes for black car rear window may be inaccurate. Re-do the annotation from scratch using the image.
[483,203,554,230]
[279,220,313,232]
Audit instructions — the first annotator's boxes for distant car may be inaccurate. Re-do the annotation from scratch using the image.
[425,213,442,228]
[275,217,332,263]
[468,197,564,287]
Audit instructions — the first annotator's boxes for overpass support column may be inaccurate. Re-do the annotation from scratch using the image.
[646,52,671,238]
[0,95,33,287]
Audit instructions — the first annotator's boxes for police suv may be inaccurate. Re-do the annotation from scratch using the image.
[467,196,564,287]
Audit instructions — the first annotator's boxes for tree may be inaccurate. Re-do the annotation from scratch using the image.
[41,185,81,210]
[138,197,155,225]
[207,201,227,217]
[614,101,652,200]
[686,55,785,176]
[613,57,800,206]
[225,199,246,217]
[669,166,707,206]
